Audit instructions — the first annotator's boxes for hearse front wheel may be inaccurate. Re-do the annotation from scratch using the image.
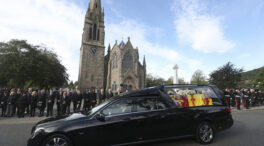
[42,134,72,146]
[196,122,214,144]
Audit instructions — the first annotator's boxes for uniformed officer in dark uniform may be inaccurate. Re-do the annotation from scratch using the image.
[46,89,55,117]
[38,90,46,117]
[17,91,28,118]
[259,90,264,105]
[250,89,256,106]
[230,89,235,107]
[234,89,241,110]
[1,91,8,117]
[30,91,38,117]
[224,88,231,107]
[242,89,250,109]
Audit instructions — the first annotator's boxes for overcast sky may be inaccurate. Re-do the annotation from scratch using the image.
[0,0,263,82]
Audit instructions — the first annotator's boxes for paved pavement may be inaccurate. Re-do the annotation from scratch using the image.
[0,108,264,146]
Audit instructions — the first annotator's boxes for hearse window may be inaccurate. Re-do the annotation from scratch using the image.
[102,99,133,116]
[164,86,223,108]
[135,97,166,112]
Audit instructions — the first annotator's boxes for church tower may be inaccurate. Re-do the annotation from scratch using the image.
[78,0,105,91]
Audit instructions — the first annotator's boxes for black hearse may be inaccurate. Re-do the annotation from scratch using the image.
[28,85,233,146]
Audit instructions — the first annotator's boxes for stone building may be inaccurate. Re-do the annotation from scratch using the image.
[78,0,146,92]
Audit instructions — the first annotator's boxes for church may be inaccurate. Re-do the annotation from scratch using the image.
[78,0,146,92]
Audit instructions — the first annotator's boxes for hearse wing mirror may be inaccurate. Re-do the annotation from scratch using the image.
[96,113,105,122]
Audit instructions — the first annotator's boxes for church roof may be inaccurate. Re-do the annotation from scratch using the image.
[118,41,125,49]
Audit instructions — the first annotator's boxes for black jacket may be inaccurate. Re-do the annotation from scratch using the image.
[47,92,55,104]
[90,92,97,104]
[30,95,38,107]
[1,95,8,105]
[7,95,16,105]
[60,95,70,105]
[106,92,113,99]
[17,95,28,106]
[98,92,105,103]
[38,94,46,108]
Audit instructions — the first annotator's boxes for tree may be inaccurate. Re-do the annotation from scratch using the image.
[190,69,208,85]
[179,78,187,84]
[146,74,165,87]
[209,62,243,89]
[166,77,173,84]
[0,40,69,88]
[255,68,264,90]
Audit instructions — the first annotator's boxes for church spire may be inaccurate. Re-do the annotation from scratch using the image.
[143,55,146,67]
[89,0,102,12]
[108,43,111,53]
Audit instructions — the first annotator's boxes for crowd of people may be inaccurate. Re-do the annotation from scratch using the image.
[223,88,264,110]
[0,87,116,118]
[1,87,263,118]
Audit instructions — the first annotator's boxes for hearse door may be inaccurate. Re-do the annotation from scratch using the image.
[164,107,196,137]
[96,98,139,145]
[131,97,175,140]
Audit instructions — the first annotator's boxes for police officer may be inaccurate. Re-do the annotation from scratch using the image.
[46,89,55,117]
[234,89,241,110]
[98,89,105,104]
[90,88,97,108]
[17,91,27,118]
[106,89,113,99]
[242,89,250,109]
[38,90,46,117]
[30,91,38,117]
[230,89,236,107]
[257,90,263,105]
[224,88,231,107]
[259,90,264,105]
[250,89,256,106]
[1,91,8,117]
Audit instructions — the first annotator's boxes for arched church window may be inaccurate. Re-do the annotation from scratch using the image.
[89,27,92,40]
[112,53,118,69]
[97,29,100,41]
[91,74,94,82]
[93,23,97,40]
[122,51,133,70]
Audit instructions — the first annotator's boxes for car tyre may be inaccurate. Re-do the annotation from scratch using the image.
[42,134,72,146]
[196,122,214,144]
